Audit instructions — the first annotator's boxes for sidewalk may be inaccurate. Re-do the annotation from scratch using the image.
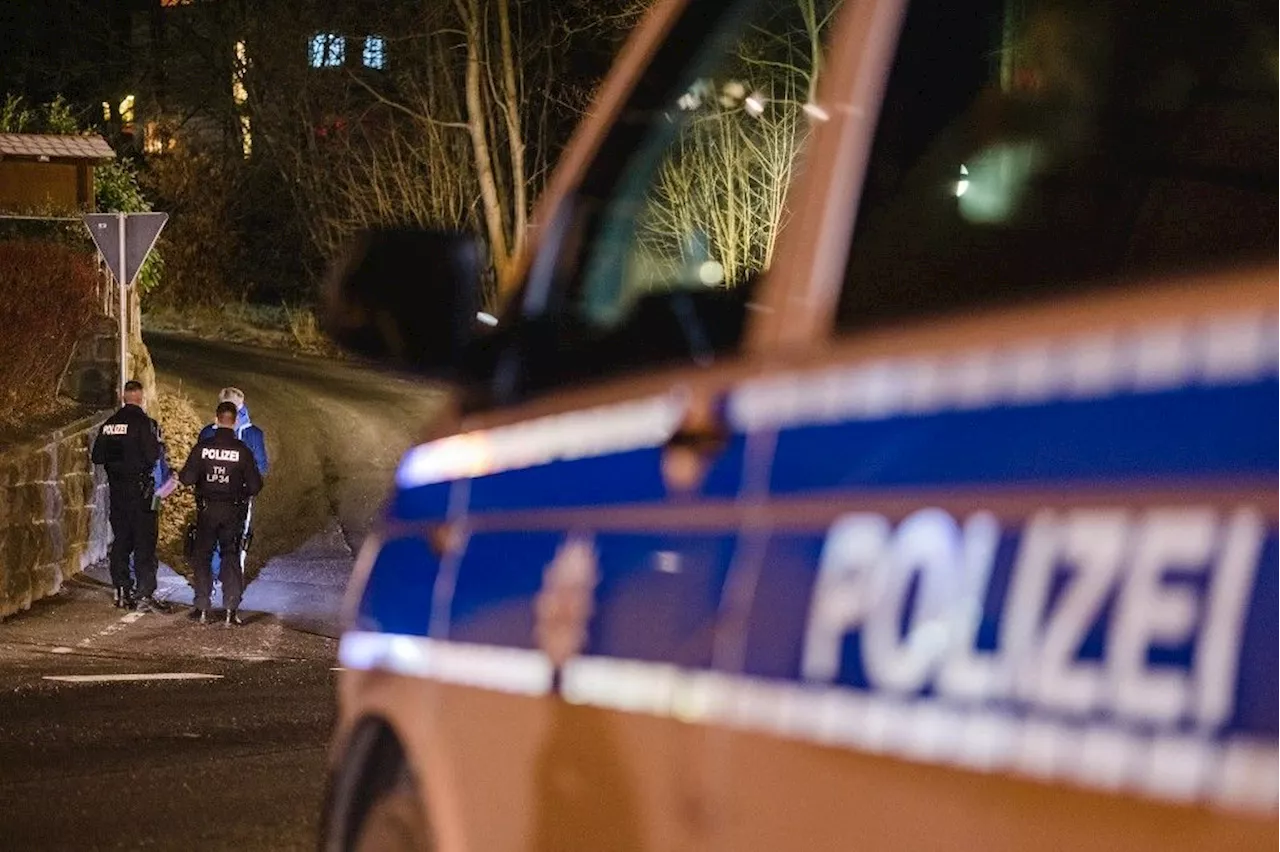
[85,519,352,639]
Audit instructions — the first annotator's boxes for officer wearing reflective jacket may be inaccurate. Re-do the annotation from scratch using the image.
[180,401,263,625]
[91,379,170,612]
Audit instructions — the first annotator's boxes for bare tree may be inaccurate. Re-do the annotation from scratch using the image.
[142,0,649,302]
[632,0,839,293]
[452,0,528,290]
[232,0,636,300]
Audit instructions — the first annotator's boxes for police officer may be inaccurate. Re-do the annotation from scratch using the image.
[179,401,263,625]
[198,387,268,590]
[91,379,170,613]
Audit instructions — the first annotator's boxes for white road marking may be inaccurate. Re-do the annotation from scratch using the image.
[50,647,74,654]
[75,607,156,648]
[43,673,224,683]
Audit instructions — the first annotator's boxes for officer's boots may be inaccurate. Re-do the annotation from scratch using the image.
[226,609,243,627]
[135,595,171,614]
[113,587,135,609]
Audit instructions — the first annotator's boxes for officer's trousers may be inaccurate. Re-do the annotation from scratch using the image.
[108,495,158,597]
[210,498,252,581]
[191,501,246,611]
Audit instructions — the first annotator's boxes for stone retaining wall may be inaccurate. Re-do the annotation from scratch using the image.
[0,411,112,620]
[58,316,157,410]
[58,316,120,410]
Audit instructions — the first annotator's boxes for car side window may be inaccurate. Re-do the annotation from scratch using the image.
[579,0,839,331]
[836,0,1277,333]
[507,0,843,400]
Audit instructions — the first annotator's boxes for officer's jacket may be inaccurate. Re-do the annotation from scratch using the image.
[198,405,269,475]
[179,427,264,504]
[91,404,162,499]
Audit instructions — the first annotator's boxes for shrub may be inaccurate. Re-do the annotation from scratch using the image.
[153,389,203,574]
[0,240,98,427]
[282,302,329,353]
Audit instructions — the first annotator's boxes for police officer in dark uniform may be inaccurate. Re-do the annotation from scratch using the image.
[179,401,263,625]
[91,379,169,612]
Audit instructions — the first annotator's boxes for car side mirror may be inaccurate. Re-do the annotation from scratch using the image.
[322,228,484,379]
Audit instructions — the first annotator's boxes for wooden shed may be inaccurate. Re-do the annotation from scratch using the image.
[0,133,116,213]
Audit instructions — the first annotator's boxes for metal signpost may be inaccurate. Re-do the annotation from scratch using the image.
[82,212,168,395]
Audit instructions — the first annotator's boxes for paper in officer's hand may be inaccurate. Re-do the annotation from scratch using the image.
[157,475,179,499]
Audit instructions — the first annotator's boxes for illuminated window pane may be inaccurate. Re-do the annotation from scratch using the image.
[363,35,386,69]
[309,34,345,68]
[142,122,162,154]
[233,40,248,105]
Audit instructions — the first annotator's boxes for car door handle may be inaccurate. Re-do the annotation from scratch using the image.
[665,422,728,455]
[661,401,728,492]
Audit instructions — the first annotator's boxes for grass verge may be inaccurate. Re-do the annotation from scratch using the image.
[144,302,341,357]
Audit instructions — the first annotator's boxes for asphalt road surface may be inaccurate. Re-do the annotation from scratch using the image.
[0,333,446,850]
[146,331,445,635]
[0,577,338,851]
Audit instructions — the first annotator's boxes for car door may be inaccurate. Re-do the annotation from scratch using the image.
[403,0,847,848]
[426,380,747,851]
[716,0,1278,850]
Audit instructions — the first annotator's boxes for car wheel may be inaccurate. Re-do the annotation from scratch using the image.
[324,720,435,852]
[351,769,433,852]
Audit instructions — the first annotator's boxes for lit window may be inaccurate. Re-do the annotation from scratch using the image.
[118,94,135,124]
[143,122,163,154]
[233,41,249,105]
[363,35,386,69]
[309,34,345,68]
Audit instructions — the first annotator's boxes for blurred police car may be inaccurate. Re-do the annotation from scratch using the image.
[320,0,1278,849]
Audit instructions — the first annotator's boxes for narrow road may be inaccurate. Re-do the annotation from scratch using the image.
[146,331,445,635]
[0,576,338,851]
[0,333,445,850]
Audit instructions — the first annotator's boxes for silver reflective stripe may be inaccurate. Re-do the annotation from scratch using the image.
[395,393,687,488]
[729,313,1278,432]
[340,632,552,696]
[337,631,1278,813]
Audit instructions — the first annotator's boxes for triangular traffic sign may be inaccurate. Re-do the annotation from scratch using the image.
[82,214,120,282]
[82,212,169,287]
[123,212,167,287]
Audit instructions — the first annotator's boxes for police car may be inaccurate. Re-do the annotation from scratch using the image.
[320,0,1277,848]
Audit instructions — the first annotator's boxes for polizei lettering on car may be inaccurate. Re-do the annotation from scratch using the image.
[804,507,1261,722]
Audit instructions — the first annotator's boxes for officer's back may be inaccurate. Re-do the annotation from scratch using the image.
[91,379,165,609]
[181,402,262,624]
[92,385,161,498]
[180,422,263,503]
